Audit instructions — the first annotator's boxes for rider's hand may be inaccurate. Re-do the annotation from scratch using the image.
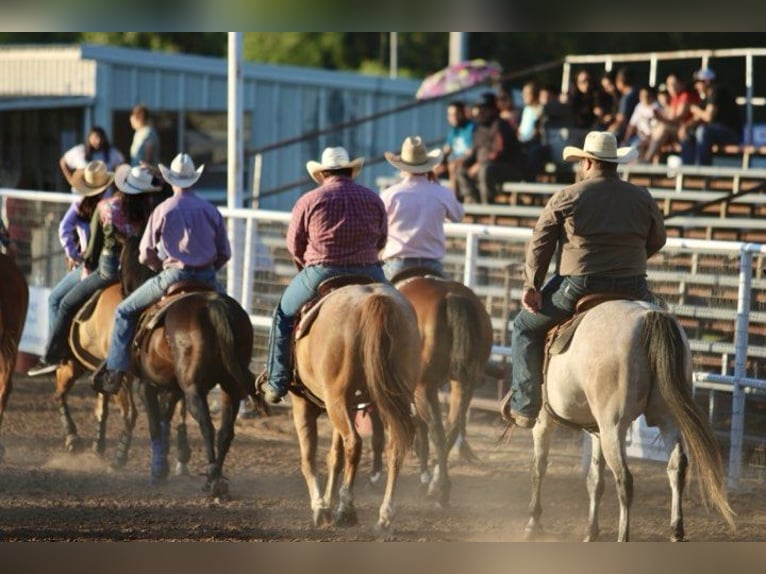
[521,287,542,314]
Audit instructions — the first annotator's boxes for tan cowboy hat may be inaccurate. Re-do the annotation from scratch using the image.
[563,131,638,164]
[114,164,163,195]
[306,146,364,183]
[384,136,444,174]
[70,160,114,197]
[159,153,204,188]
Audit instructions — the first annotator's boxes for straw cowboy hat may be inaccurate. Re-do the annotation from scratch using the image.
[70,160,114,197]
[306,146,364,183]
[159,153,204,188]
[114,164,163,195]
[563,131,638,164]
[384,136,444,174]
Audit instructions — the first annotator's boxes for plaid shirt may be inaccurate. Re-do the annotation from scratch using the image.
[287,176,387,267]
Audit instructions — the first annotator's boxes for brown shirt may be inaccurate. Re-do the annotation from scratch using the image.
[523,172,666,290]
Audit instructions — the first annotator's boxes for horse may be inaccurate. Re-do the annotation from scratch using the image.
[368,274,494,507]
[0,252,29,462]
[289,282,420,534]
[524,299,735,542]
[120,239,256,495]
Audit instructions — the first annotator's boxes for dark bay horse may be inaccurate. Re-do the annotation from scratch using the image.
[525,300,735,542]
[0,252,29,461]
[289,283,420,534]
[370,275,493,507]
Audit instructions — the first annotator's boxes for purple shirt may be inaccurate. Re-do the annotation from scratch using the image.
[286,175,387,267]
[139,190,231,271]
[58,201,91,262]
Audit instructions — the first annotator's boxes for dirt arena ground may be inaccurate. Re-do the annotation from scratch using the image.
[0,376,764,542]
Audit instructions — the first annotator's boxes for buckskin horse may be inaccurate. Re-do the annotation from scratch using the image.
[524,299,735,542]
[288,282,420,535]
[0,252,29,462]
[369,273,493,508]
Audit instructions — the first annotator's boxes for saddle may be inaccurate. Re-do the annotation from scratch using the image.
[289,274,377,409]
[68,284,118,371]
[389,266,445,286]
[541,292,638,432]
[131,281,217,361]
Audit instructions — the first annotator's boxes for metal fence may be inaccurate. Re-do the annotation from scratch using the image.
[2,187,765,488]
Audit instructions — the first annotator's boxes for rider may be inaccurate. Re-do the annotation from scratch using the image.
[501,131,667,428]
[380,136,464,281]
[28,161,160,377]
[256,146,388,405]
[94,153,231,395]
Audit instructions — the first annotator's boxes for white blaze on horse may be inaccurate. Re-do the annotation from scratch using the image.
[525,299,735,542]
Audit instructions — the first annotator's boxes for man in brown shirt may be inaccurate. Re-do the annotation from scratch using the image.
[501,131,667,428]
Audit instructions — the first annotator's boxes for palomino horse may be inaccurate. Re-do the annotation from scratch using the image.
[0,252,29,462]
[525,299,735,542]
[289,282,420,534]
[372,274,493,507]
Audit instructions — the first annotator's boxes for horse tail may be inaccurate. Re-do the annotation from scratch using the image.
[445,293,485,381]
[207,296,256,399]
[641,310,736,530]
[359,292,416,463]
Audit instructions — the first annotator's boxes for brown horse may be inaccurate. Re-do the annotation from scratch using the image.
[370,274,493,507]
[0,252,29,461]
[289,283,420,534]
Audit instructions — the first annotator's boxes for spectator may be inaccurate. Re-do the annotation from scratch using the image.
[643,73,699,163]
[129,104,160,168]
[434,100,475,198]
[497,82,521,131]
[59,126,124,190]
[457,92,524,204]
[597,71,620,130]
[567,68,601,131]
[607,67,639,143]
[517,80,549,180]
[622,86,661,158]
[380,136,464,280]
[681,68,742,166]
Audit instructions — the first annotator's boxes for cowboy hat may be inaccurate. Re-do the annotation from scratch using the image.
[70,160,114,197]
[114,164,163,195]
[159,153,204,188]
[562,131,638,164]
[384,136,444,174]
[305,146,364,183]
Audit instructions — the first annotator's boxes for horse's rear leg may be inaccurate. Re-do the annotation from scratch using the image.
[369,408,385,487]
[110,378,139,468]
[525,409,553,540]
[138,381,171,485]
[292,395,330,527]
[324,429,343,511]
[445,378,480,464]
[325,402,362,527]
[658,420,687,541]
[53,361,85,453]
[600,428,634,542]
[584,433,605,542]
[0,361,12,462]
[173,398,192,476]
[184,386,221,492]
[377,421,405,538]
[424,385,451,508]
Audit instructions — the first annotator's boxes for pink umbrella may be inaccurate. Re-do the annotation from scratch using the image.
[415,59,502,100]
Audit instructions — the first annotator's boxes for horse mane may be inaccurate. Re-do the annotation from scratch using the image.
[120,235,156,296]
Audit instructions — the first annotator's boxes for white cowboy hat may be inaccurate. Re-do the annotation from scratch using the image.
[70,160,114,197]
[562,131,638,164]
[114,164,163,195]
[305,146,364,183]
[159,153,204,188]
[384,136,444,174]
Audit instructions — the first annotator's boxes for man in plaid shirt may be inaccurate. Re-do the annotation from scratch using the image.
[257,146,388,404]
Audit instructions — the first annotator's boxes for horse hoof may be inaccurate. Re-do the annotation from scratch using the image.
[210,478,230,500]
[175,462,189,476]
[312,508,332,528]
[583,532,599,542]
[368,472,383,488]
[374,521,394,541]
[334,508,359,527]
[150,474,168,487]
[524,523,543,541]
[65,434,82,453]
[91,440,106,457]
[0,443,4,462]
[111,455,128,470]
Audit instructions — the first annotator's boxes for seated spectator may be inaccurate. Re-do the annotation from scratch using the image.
[681,68,742,166]
[517,80,549,180]
[566,68,602,131]
[622,86,661,158]
[457,92,524,204]
[497,82,520,132]
[597,71,620,130]
[434,100,475,198]
[643,73,699,163]
[606,67,639,143]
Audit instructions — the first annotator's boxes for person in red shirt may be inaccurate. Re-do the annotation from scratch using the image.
[643,73,699,163]
[256,146,389,404]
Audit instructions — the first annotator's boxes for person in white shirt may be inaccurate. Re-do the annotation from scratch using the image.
[381,136,465,280]
[59,126,124,190]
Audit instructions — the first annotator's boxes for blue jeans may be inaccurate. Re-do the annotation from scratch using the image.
[681,122,740,166]
[510,274,649,418]
[265,263,387,394]
[106,266,218,372]
[382,257,444,281]
[48,265,82,333]
[45,255,120,363]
